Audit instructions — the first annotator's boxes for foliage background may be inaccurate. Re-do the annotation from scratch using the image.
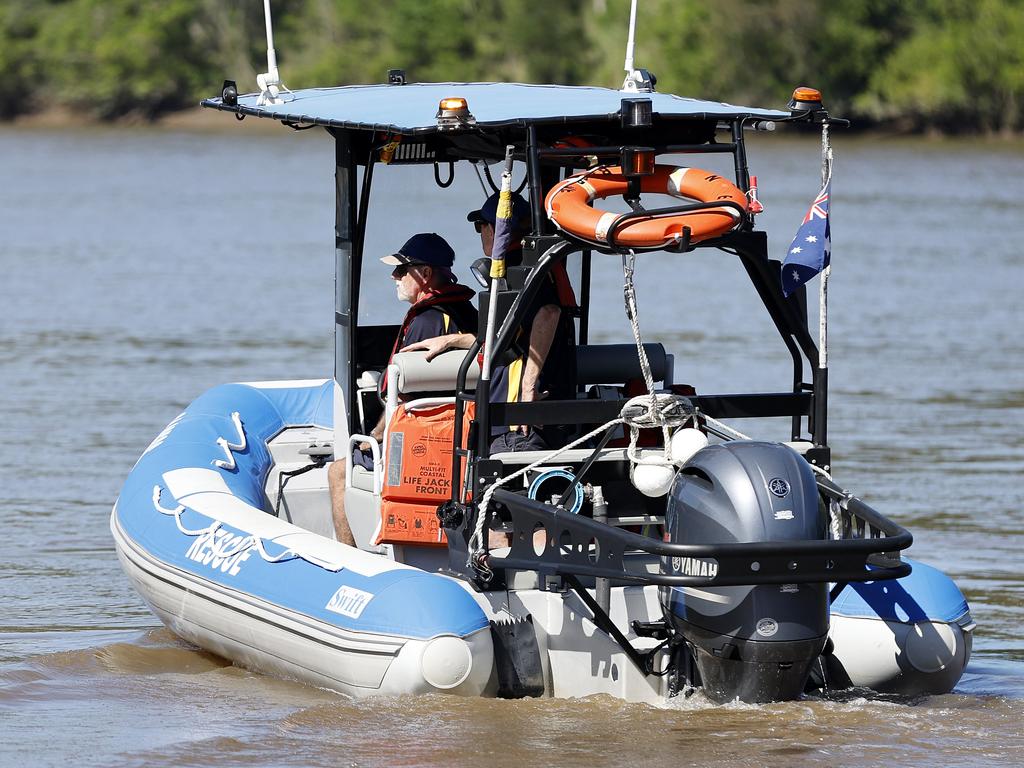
[2,0,1022,133]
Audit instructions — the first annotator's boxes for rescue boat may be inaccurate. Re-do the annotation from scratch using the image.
[111,5,974,704]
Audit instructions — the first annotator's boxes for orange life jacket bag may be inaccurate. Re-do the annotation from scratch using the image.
[376,401,471,546]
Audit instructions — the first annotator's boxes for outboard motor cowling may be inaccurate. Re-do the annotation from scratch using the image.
[661,441,828,703]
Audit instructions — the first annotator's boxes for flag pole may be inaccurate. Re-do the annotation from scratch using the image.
[469,147,514,560]
[819,121,832,371]
[816,121,833,449]
[781,116,834,446]
[480,146,515,384]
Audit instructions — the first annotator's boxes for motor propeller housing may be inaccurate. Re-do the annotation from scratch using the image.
[660,441,828,703]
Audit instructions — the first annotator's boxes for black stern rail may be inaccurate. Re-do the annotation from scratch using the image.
[476,486,911,588]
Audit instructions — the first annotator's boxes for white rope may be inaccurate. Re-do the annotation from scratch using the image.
[622,250,673,459]
[615,246,844,545]
[829,498,845,541]
[695,416,848,544]
[151,484,298,564]
[213,411,246,470]
[466,392,696,558]
[698,413,842,500]
[468,416,623,556]
[700,413,838,483]
[808,462,832,481]
[152,485,218,537]
[248,534,301,563]
[701,415,751,442]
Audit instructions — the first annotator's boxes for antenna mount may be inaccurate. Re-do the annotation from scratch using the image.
[621,0,656,93]
[257,0,291,106]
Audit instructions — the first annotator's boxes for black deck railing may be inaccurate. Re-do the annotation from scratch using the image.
[454,483,911,588]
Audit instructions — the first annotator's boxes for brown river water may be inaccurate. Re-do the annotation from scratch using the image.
[1,124,1022,767]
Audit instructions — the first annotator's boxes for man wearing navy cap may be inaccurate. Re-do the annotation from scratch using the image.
[406,193,576,450]
[468,193,571,424]
[328,232,477,545]
[466,190,533,259]
[379,232,478,351]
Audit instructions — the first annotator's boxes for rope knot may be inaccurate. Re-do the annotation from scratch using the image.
[620,393,694,429]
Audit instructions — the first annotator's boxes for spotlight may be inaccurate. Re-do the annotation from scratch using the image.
[221,80,238,107]
[621,97,653,129]
[436,97,475,129]
[788,86,823,114]
[620,146,656,177]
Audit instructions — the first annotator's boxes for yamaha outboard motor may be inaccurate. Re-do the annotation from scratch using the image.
[661,442,828,703]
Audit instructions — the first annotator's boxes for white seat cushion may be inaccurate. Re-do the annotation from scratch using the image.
[350,465,377,493]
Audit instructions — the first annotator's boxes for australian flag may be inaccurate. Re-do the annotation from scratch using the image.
[781,179,831,297]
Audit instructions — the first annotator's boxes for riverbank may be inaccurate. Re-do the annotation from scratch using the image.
[3,106,282,134]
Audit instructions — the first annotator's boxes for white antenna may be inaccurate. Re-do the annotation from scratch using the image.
[621,0,653,92]
[257,0,291,106]
[623,0,638,80]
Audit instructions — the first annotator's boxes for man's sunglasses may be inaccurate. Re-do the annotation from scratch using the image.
[473,220,492,233]
[392,263,425,277]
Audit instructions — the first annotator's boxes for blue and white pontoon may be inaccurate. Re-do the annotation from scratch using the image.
[112,8,973,704]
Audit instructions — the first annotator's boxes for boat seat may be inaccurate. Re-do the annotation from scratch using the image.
[389,349,480,395]
[576,343,670,385]
[350,465,377,493]
[348,351,478,499]
[343,352,477,554]
[388,343,671,395]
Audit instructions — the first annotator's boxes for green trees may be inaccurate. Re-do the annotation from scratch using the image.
[0,1,46,118]
[278,0,594,88]
[1,0,1021,133]
[35,1,216,119]
[859,0,1024,134]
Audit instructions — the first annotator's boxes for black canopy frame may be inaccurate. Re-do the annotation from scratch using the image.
[328,113,828,453]
[322,101,845,592]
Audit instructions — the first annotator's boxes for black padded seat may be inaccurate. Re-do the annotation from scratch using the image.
[575,343,667,385]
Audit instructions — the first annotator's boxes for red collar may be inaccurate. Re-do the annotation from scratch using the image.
[380,284,476,395]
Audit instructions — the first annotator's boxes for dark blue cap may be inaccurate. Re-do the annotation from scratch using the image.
[380,232,455,267]
[467,192,532,227]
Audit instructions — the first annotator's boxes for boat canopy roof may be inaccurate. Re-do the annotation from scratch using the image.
[202,82,790,134]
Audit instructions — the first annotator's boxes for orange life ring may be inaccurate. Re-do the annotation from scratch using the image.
[544,165,747,248]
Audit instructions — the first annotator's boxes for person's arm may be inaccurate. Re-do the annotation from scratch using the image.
[358,411,385,450]
[400,332,474,361]
[520,303,560,403]
[370,411,385,442]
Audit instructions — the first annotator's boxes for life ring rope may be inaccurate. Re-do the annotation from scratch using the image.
[545,164,748,250]
[602,198,748,250]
